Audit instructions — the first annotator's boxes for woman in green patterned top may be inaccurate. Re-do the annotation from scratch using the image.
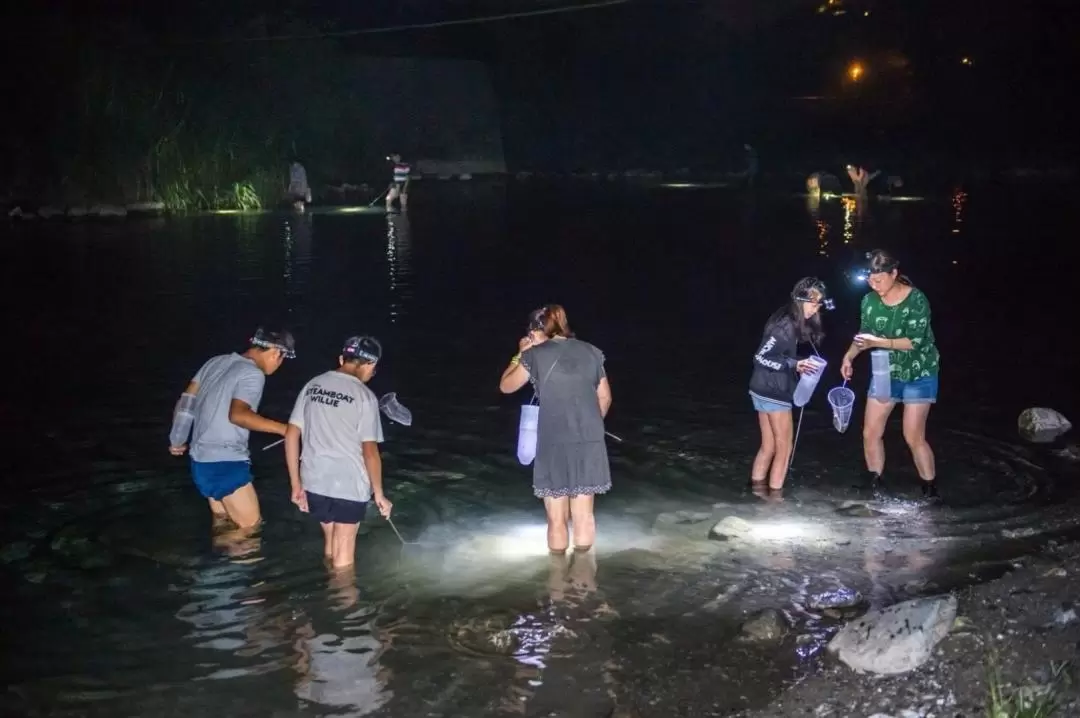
[840,249,941,498]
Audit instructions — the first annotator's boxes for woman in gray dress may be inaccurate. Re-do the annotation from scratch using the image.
[499,305,613,554]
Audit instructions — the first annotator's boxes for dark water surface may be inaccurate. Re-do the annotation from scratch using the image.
[2,182,1078,716]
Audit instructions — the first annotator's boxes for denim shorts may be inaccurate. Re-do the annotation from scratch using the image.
[869,374,939,405]
[750,392,791,413]
[306,492,368,525]
[190,460,252,501]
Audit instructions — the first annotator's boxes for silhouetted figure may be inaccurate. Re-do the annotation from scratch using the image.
[288,160,312,211]
[744,144,758,188]
[846,165,880,195]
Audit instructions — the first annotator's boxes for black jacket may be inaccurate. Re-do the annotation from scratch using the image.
[748,314,800,405]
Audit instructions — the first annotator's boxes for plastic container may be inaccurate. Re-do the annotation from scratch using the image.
[169,393,197,448]
[870,349,892,400]
[517,404,540,465]
[828,385,856,433]
[793,357,827,407]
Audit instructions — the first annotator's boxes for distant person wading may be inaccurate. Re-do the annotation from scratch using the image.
[385,153,411,211]
[499,305,613,554]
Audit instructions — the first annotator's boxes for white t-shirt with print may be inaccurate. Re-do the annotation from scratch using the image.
[288,370,384,502]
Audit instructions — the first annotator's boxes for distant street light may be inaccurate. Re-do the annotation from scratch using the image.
[847,61,865,82]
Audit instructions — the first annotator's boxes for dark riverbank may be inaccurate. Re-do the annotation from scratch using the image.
[733,540,1080,718]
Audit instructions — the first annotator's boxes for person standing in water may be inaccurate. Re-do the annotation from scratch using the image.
[385,153,411,211]
[288,159,312,211]
[841,249,941,498]
[748,278,832,495]
[499,305,613,554]
[169,328,295,529]
[285,336,393,569]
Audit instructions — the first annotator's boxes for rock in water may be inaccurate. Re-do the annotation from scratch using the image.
[738,609,787,643]
[708,516,754,542]
[1018,407,1072,443]
[827,594,958,674]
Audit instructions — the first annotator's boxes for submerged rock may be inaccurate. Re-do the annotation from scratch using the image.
[835,502,885,518]
[808,588,864,611]
[708,516,754,542]
[1018,407,1072,443]
[738,608,787,643]
[827,594,957,675]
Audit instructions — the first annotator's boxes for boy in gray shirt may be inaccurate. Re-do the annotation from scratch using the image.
[285,336,392,568]
[169,328,295,529]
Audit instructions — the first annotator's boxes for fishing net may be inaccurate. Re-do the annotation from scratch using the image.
[379,392,413,426]
[828,385,856,434]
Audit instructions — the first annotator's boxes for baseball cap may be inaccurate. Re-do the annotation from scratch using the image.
[342,336,382,364]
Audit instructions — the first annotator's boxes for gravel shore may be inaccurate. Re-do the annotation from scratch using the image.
[735,540,1080,718]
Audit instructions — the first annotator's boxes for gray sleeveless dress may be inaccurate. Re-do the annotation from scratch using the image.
[520,337,612,499]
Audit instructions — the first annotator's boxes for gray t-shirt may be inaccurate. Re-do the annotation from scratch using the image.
[521,338,607,445]
[189,353,266,463]
[288,370,384,502]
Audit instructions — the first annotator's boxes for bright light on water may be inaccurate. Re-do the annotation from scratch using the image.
[750,521,822,541]
[335,206,381,214]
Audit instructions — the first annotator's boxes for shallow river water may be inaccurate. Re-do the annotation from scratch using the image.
[1,180,1078,716]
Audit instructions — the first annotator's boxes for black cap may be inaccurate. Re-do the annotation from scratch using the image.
[250,328,296,359]
[342,336,382,364]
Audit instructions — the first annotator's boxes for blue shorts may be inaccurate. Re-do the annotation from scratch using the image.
[869,375,939,404]
[190,460,252,501]
[306,492,368,525]
[750,392,791,413]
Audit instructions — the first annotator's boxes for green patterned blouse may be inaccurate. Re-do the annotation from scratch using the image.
[859,286,940,382]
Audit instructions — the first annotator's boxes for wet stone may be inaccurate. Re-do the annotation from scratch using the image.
[738,609,788,643]
[835,502,885,518]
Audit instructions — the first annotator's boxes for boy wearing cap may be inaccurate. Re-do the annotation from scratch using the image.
[169,328,296,529]
[285,336,393,568]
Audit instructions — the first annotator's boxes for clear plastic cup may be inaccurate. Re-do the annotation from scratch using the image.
[517,404,539,465]
[169,393,196,448]
[870,349,891,399]
[793,357,827,407]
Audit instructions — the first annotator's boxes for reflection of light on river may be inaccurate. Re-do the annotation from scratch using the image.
[841,196,857,245]
[385,213,412,324]
[283,215,313,319]
[951,187,968,235]
[816,219,830,256]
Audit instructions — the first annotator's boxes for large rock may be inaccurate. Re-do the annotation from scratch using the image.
[1018,407,1072,443]
[827,594,957,675]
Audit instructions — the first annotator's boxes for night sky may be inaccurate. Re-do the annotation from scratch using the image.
[4,0,1079,173]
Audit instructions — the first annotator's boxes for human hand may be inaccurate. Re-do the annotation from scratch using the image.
[374,493,393,518]
[518,336,534,353]
[854,333,887,349]
[795,358,823,375]
[168,444,188,456]
[840,358,854,381]
[291,486,309,512]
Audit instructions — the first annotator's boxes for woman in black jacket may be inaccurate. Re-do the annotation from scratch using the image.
[748,277,831,494]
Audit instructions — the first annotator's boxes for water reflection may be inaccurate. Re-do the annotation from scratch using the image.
[283,213,313,312]
[497,550,617,715]
[386,212,412,324]
[293,568,393,715]
[951,186,968,235]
